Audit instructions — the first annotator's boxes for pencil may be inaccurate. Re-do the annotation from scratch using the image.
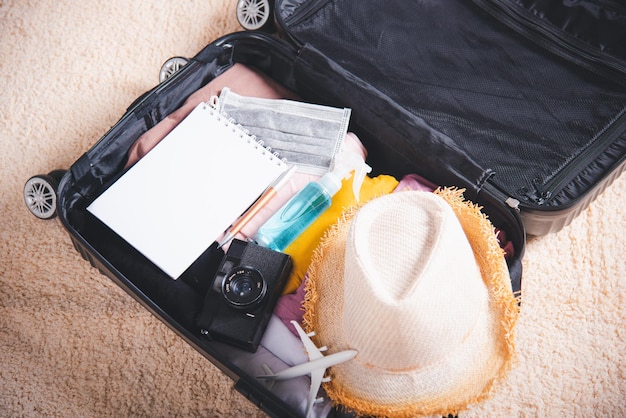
[217,165,297,249]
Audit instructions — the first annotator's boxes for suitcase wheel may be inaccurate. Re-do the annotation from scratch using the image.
[159,56,189,83]
[23,170,66,220]
[236,0,275,32]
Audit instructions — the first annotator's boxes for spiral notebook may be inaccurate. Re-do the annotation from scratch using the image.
[87,102,288,279]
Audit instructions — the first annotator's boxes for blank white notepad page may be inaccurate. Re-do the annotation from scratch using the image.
[87,103,287,279]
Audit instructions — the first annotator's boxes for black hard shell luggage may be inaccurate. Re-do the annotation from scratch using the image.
[45,0,625,416]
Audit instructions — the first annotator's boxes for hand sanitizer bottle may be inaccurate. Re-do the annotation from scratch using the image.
[254,151,371,252]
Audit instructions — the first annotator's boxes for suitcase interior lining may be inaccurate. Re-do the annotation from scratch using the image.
[279,0,626,210]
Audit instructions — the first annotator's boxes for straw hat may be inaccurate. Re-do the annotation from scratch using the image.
[303,188,519,417]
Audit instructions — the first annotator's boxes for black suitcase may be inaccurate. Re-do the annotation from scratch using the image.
[28,0,626,416]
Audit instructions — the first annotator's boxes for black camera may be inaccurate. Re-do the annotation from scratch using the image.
[196,239,292,352]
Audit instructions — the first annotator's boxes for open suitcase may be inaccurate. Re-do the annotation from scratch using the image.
[25,0,626,416]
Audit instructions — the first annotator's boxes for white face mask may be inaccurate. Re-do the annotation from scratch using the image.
[217,87,351,175]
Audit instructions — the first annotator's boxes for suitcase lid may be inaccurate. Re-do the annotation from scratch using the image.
[273,0,626,236]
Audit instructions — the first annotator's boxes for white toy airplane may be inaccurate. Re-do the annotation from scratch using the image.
[258,320,358,418]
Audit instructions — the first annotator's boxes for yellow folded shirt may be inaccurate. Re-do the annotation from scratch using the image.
[281,173,399,294]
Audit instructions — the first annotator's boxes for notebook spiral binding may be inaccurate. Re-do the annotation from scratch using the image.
[205,97,287,165]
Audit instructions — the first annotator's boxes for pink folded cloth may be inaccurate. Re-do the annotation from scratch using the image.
[125,63,300,168]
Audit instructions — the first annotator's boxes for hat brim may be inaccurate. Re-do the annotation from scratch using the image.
[303,188,519,418]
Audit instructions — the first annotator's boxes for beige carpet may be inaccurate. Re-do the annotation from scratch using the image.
[1,1,625,417]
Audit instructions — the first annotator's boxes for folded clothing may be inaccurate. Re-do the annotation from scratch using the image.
[125,63,300,168]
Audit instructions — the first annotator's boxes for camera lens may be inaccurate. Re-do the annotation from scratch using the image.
[222,266,266,308]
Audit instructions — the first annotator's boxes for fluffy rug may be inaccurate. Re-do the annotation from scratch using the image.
[1,1,624,417]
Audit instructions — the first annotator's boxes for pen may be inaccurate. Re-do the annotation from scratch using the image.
[217,165,298,249]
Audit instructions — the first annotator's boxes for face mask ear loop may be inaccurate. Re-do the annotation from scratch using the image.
[209,94,219,108]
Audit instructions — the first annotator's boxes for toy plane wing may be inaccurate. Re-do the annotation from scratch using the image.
[294,320,325,361]
[258,321,357,418]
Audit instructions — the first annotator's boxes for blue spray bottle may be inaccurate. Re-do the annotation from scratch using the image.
[254,151,371,252]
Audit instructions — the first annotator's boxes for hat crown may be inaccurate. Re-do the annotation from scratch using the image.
[343,192,489,371]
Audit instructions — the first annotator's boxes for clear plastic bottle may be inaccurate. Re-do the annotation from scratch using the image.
[254,152,371,252]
